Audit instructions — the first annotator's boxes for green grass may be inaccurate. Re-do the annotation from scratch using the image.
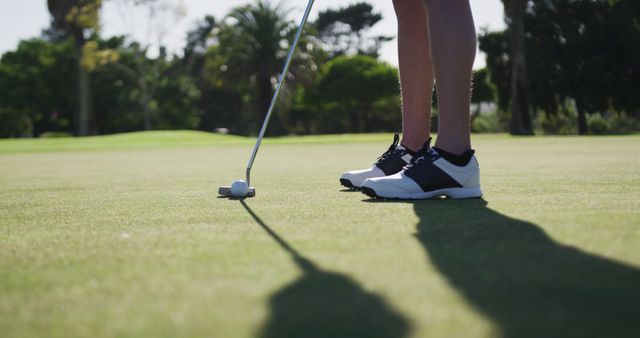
[1,131,639,338]
[0,130,407,154]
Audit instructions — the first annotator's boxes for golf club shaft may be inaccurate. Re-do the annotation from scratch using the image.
[245,0,315,186]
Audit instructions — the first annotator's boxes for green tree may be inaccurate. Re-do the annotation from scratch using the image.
[0,39,76,136]
[92,37,201,133]
[206,0,319,135]
[472,68,496,109]
[110,0,186,130]
[302,55,399,134]
[47,0,102,135]
[314,2,392,58]
[481,0,640,135]
[181,15,217,78]
[501,0,533,135]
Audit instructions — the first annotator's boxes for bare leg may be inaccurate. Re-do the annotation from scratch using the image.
[423,0,476,154]
[393,0,434,152]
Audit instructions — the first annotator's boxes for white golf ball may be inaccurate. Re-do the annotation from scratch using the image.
[230,180,249,197]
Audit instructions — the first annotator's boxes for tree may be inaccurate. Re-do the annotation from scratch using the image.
[207,0,319,135]
[302,55,400,134]
[111,0,186,130]
[314,2,392,58]
[481,0,640,135]
[501,0,533,135]
[47,0,102,136]
[471,68,497,117]
[91,36,201,133]
[181,15,217,79]
[0,38,76,136]
[472,69,496,107]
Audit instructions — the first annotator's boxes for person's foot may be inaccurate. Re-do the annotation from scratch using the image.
[340,133,421,189]
[361,144,482,199]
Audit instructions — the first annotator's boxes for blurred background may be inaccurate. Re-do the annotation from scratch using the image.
[0,0,638,138]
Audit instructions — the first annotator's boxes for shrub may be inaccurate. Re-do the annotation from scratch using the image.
[472,112,504,133]
[0,108,32,138]
[537,112,577,135]
[40,132,73,138]
[608,113,639,134]
[588,114,609,135]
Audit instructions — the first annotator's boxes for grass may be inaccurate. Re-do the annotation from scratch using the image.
[0,130,409,154]
[1,131,639,338]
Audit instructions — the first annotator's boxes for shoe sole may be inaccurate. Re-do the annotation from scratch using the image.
[340,178,361,190]
[362,186,482,200]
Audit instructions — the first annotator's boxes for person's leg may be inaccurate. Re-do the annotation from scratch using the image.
[393,0,434,152]
[423,0,476,155]
[338,0,434,189]
[360,0,481,199]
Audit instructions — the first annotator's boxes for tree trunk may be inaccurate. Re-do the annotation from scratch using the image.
[506,1,533,135]
[577,101,588,135]
[140,81,152,131]
[257,73,276,135]
[74,37,92,136]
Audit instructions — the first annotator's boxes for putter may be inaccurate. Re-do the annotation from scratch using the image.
[219,0,316,198]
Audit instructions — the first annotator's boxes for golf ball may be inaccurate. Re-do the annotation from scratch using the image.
[230,180,249,197]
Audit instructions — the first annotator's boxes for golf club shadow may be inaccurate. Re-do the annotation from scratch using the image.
[390,198,639,338]
[217,196,249,200]
[239,200,411,338]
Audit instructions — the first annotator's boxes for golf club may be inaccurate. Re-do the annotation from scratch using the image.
[219,0,316,198]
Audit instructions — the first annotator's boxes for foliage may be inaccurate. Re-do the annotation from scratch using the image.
[301,55,400,134]
[48,0,102,38]
[588,114,609,135]
[47,0,105,136]
[90,37,202,133]
[0,108,33,138]
[81,40,120,72]
[471,68,496,105]
[0,39,75,136]
[536,109,578,135]
[201,0,321,135]
[472,112,505,133]
[588,112,639,135]
[480,0,640,135]
[2,0,639,138]
[315,2,393,58]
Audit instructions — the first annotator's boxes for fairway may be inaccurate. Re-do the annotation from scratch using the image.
[1,132,639,338]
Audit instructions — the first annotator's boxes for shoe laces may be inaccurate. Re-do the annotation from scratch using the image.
[375,133,403,166]
[404,138,435,171]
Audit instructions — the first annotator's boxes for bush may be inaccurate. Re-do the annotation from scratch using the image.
[40,132,73,138]
[588,114,609,135]
[472,111,504,133]
[537,112,577,135]
[304,55,401,134]
[609,113,639,134]
[0,108,32,138]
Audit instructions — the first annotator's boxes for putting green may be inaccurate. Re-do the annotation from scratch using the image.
[1,132,639,338]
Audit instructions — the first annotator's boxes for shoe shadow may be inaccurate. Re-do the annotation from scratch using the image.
[406,198,640,338]
[239,201,411,338]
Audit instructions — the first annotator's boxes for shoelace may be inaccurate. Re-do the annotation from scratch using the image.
[404,138,435,171]
[375,133,402,165]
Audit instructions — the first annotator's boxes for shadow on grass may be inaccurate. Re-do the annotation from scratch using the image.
[240,200,410,338]
[400,198,640,338]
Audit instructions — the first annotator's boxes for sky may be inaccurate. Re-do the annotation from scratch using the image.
[0,0,504,69]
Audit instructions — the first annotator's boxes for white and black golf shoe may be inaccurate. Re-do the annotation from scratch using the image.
[361,144,482,200]
[340,134,421,189]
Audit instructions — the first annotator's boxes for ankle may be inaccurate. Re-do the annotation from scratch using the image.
[433,146,474,166]
[401,137,429,153]
[433,140,471,155]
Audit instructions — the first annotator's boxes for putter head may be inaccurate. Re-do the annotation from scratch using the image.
[218,186,256,198]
